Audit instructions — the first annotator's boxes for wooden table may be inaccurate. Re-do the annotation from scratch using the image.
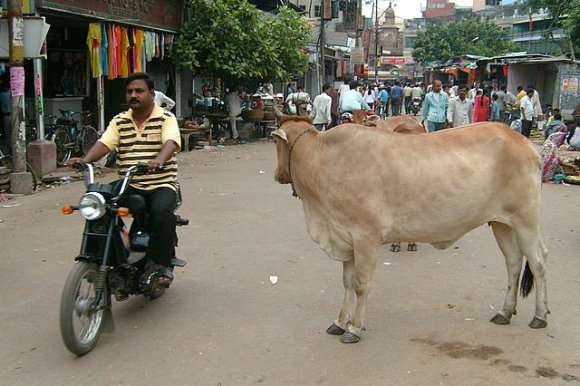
[193,113,230,140]
[180,125,212,151]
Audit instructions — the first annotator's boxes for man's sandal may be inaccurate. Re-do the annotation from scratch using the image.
[157,267,174,288]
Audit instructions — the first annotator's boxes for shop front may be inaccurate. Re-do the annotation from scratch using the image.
[35,0,184,131]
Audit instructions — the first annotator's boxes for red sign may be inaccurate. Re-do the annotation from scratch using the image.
[381,57,414,65]
[36,0,183,32]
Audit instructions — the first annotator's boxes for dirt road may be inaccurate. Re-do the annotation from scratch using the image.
[1,140,580,385]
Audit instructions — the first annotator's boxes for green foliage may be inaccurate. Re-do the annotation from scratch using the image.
[412,18,518,64]
[526,0,580,55]
[173,0,311,86]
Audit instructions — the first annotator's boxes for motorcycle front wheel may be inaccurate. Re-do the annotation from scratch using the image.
[60,261,107,356]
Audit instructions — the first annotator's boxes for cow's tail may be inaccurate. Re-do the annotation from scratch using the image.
[520,261,534,298]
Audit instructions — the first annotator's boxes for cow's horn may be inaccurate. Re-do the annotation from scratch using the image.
[272,101,283,118]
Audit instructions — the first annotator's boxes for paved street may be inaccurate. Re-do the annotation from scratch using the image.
[1,140,580,385]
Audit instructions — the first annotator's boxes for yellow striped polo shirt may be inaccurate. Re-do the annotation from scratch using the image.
[99,105,181,191]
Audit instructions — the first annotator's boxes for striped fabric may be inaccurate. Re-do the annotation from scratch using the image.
[100,105,181,191]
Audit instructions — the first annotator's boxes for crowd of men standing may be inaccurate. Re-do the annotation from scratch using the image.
[299,77,550,140]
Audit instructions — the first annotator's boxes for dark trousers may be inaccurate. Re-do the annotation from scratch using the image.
[391,97,402,115]
[330,114,339,128]
[125,185,177,266]
[521,119,533,138]
[404,96,411,114]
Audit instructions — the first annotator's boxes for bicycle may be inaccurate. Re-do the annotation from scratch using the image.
[49,110,99,165]
[0,147,39,192]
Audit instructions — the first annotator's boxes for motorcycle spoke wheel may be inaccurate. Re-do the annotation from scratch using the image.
[60,261,107,356]
[52,130,73,165]
[80,126,99,155]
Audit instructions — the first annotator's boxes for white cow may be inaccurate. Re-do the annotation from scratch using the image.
[272,116,548,343]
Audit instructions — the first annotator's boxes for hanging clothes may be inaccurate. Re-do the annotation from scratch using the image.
[154,33,160,58]
[120,26,130,78]
[134,29,144,73]
[107,24,117,79]
[164,34,174,59]
[128,27,135,74]
[144,31,153,62]
[100,23,108,77]
[86,22,102,78]
[114,25,123,78]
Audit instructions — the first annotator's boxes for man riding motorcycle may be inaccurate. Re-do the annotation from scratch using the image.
[66,72,181,287]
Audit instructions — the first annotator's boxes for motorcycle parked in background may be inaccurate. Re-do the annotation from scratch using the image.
[59,162,188,356]
[340,112,354,124]
[409,97,422,116]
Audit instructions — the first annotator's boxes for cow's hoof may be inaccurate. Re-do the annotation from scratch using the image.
[326,323,346,336]
[390,244,401,252]
[340,332,361,344]
[490,313,511,325]
[529,317,547,329]
[407,243,417,252]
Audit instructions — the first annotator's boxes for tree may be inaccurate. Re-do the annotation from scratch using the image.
[412,18,517,64]
[526,0,579,57]
[172,0,311,87]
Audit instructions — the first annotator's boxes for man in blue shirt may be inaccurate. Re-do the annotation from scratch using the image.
[422,80,449,132]
[340,80,370,114]
[377,85,389,118]
[390,81,403,116]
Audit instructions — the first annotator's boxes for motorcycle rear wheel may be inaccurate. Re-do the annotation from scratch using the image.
[60,261,107,356]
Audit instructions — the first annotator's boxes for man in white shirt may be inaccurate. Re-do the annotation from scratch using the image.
[411,83,423,99]
[530,86,543,126]
[310,84,333,130]
[225,87,247,142]
[520,88,535,138]
[154,90,175,111]
[447,85,472,127]
[338,80,352,109]
[403,83,413,114]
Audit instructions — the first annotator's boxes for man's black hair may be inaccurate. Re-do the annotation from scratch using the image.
[126,72,155,90]
[322,83,332,92]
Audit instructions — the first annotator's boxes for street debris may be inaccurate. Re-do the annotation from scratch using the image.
[269,275,278,285]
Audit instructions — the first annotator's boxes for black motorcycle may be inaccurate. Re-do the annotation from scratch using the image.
[409,97,422,116]
[59,162,188,356]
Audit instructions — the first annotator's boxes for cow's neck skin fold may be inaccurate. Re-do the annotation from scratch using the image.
[288,128,311,198]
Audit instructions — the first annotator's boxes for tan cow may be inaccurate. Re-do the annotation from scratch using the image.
[365,114,425,252]
[272,116,548,344]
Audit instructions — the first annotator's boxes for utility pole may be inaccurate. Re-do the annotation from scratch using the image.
[374,0,379,82]
[8,0,33,193]
[320,0,325,88]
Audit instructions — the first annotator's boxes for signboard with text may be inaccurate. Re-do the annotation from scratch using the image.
[351,47,365,65]
[36,0,183,32]
[381,57,415,65]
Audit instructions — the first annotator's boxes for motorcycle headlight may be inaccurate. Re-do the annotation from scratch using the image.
[79,192,106,220]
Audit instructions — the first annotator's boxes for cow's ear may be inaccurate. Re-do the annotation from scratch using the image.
[367,115,380,126]
[271,128,288,143]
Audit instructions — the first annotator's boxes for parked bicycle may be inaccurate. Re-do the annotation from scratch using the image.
[48,110,99,165]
